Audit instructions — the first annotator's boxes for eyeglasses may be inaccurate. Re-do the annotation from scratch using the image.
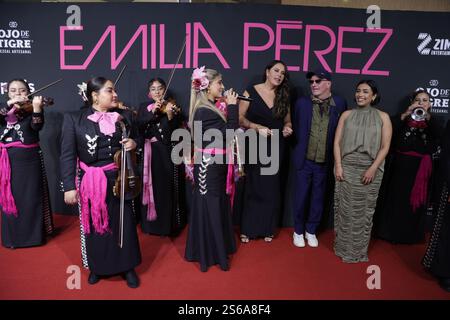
[309,79,328,85]
[150,86,164,92]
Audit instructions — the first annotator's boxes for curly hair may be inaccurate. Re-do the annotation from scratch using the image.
[262,60,290,119]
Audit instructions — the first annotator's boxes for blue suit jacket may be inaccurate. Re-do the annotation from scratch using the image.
[292,95,347,170]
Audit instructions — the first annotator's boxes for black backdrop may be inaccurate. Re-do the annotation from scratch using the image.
[1,3,449,220]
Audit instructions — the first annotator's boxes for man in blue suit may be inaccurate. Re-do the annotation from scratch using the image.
[292,69,347,247]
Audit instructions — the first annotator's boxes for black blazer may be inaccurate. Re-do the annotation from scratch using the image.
[60,107,135,191]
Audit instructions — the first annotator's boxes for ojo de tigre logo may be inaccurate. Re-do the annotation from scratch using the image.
[417,33,450,56]
[418,80,450,114]
[0,21,33,55]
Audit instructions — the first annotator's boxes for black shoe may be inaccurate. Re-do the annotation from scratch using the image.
[88,272,100,285]
[124,269,139,288]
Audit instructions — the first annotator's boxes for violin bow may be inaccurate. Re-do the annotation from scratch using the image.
[27,78,63,98]
[118,121,127,249]
[114,64,127,87]
[161,37,187,102]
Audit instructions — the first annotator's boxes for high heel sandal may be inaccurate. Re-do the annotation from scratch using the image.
[240,234,250,243]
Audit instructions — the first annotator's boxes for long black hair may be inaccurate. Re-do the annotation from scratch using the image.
[262,60,290,119]
[86,76,109,106]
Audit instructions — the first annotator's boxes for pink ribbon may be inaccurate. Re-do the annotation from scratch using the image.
[142,137,158,221]
[147,103,156,112]
[398,151,432,213]
[0,142,39,216]
[87,111,121,137]
[79,161,118,234]
[5,106,18,125]
[195,147,235,209]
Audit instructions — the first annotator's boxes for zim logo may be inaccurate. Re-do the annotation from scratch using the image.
[417,33,450,55]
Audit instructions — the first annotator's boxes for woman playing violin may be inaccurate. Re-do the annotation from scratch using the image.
[60,77,141,288]
[137,77,186,236]
[0,79,53,248]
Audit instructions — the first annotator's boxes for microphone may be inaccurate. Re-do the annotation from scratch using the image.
[223,90,253,102]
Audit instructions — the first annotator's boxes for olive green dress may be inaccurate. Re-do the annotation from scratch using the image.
[334,106,384,263]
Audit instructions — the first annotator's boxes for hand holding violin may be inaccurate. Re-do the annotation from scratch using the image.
[151,100,163,114]
[32,96,44,112]
[7,95,28,108]
[120,138,137,152]
[164,100,180,120]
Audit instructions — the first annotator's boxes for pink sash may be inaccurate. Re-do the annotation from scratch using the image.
[79,161,118,234]
[142,137,158,221]
[398,151,432,212]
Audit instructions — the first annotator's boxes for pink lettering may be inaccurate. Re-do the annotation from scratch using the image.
[193,22,229,68]
[361,28,393,76]
[243,23,274,69]
[336,26,364,75]
[60,25,147,70]
[185,23,192,69]
[111,25,147,69]
[159,25,183,69]
[275,21,302,71]
[303,25,336,73]
[151,24,157,69]
[59,26,84,70]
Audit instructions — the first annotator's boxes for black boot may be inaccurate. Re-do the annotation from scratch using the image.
[124,269,139,288]
[88,272,100,285]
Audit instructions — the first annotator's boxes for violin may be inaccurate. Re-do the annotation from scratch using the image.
[14,97,54,116]
[155,98,181,115]
[116,101,138,116]
[112,121,141,200]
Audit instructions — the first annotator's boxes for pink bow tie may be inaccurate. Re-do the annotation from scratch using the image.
[87,111,122,137]
[6,106,18,125]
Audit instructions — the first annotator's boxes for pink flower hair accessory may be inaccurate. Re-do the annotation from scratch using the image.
[191,66,209,92]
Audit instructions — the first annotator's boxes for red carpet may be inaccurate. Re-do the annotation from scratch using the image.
[0,215,449,300]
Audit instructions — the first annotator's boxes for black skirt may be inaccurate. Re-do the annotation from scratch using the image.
[140,141,185,236]
[374,153,426,243]
[1,146,53,248]
[81,170,142,276]
[185,156,236,272]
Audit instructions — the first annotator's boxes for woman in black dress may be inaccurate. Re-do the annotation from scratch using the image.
[238,60,292,243]
[185,66,239,272]
[0,79,53,248]
[137,77,185,236]
[61,77,141,288]
[423,120,450,292]
[375,90,442,244]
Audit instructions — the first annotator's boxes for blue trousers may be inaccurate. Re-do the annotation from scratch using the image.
[293,159,327,235]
